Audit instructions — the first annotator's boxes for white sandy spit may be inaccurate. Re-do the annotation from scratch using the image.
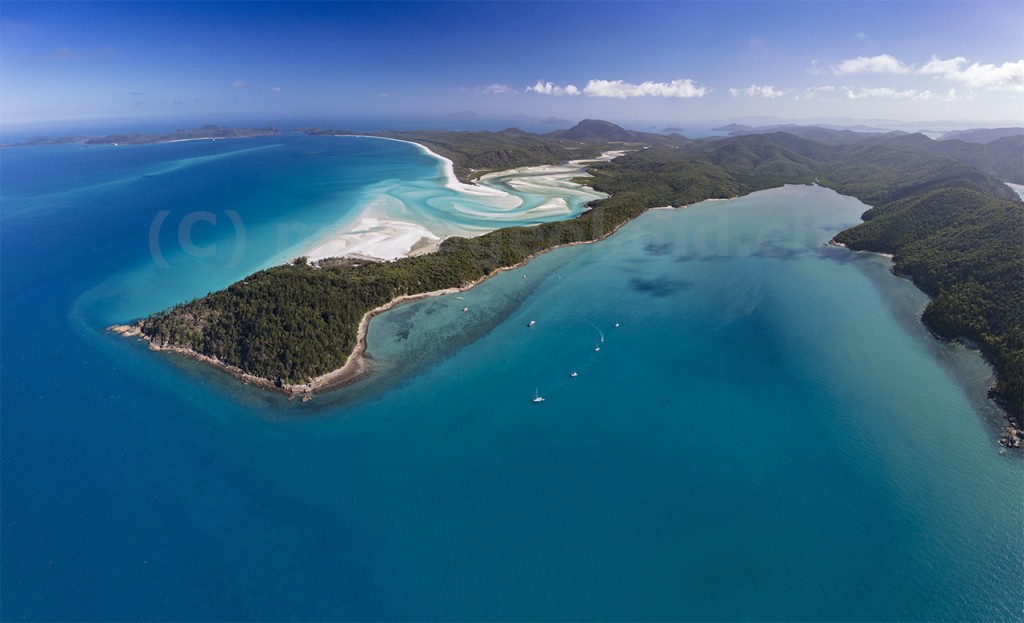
[299,136,620,263]
[304,217,441,262]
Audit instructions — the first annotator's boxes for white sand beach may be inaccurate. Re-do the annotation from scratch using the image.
[299,137,619,263]
[303,217,441,261]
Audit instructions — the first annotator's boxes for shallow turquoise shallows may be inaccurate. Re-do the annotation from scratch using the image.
[2,136,1021,621]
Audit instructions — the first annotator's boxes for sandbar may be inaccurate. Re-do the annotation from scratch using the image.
[298,136,615,263]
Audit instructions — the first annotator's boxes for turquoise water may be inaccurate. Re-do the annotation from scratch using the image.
[2,138,1021,620]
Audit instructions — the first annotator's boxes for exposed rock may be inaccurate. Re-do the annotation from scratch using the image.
[106,324,141,337]
[998,425,1022,449]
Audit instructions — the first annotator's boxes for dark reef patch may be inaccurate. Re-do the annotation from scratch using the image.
[630,276,694,297]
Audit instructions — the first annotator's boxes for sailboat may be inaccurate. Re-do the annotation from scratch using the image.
[532,388,545,403]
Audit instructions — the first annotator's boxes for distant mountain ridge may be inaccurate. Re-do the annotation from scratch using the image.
[688,123,1024,183]
[938,127,1024,144]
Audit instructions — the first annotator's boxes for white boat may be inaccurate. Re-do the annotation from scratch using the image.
[532,388,545,403]
[463,307,469,312]
[614,322,620,328]
[570,371,578,377]
[594,344,601,352]
[528,320,536,327]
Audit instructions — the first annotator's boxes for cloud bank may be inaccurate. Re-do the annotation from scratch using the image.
[729,84,785,98]
[833,54,910,75]
[528,78,706,98]
[794,85,837,100]
[527,80,580,96]
[845,87,958,101]
[920,56,1024,92]
[479,83,516,94]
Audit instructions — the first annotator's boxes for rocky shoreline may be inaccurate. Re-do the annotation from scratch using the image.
[999,424,1023,450]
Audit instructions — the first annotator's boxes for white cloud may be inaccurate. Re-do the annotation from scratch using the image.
[582,79,707,98]
[844,87,912,99]
[270,86,282,93]
[528,78,707,98]
[833,54,910,75]
[844,87,957,101]
[919,55,1024,92]
[479,83,515,94]
[794,85,837,101]
[729,84,785,98]
[527,80,580,96]
[919,56,965,77]
[230,80,249,89]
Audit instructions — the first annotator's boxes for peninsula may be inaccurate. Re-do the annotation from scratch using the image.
[2,125,280,148]
[114,121,1023,433]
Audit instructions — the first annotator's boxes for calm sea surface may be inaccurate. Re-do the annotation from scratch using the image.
[2,136,1021,621]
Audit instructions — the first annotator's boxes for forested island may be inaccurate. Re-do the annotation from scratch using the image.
[119,120,1023,431]
[2,125,279,147]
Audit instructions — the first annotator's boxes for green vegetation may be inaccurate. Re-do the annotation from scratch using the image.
[141,150,733,384]
[584,147,744,204]
[139,122,1023,423]
[298,127,606,181]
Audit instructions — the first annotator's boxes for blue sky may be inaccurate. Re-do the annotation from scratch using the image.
[2,1,1022,131]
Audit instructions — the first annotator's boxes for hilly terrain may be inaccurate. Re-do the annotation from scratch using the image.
[938,127,1024,144]
[137,120,1023,425]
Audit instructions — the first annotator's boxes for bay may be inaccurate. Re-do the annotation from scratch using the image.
[1,138,1020,621]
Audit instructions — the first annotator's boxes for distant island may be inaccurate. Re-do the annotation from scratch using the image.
[111,120,1023,442]
[3,124,279,148]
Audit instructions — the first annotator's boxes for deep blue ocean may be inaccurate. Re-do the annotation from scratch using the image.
[2,136,1021,621]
